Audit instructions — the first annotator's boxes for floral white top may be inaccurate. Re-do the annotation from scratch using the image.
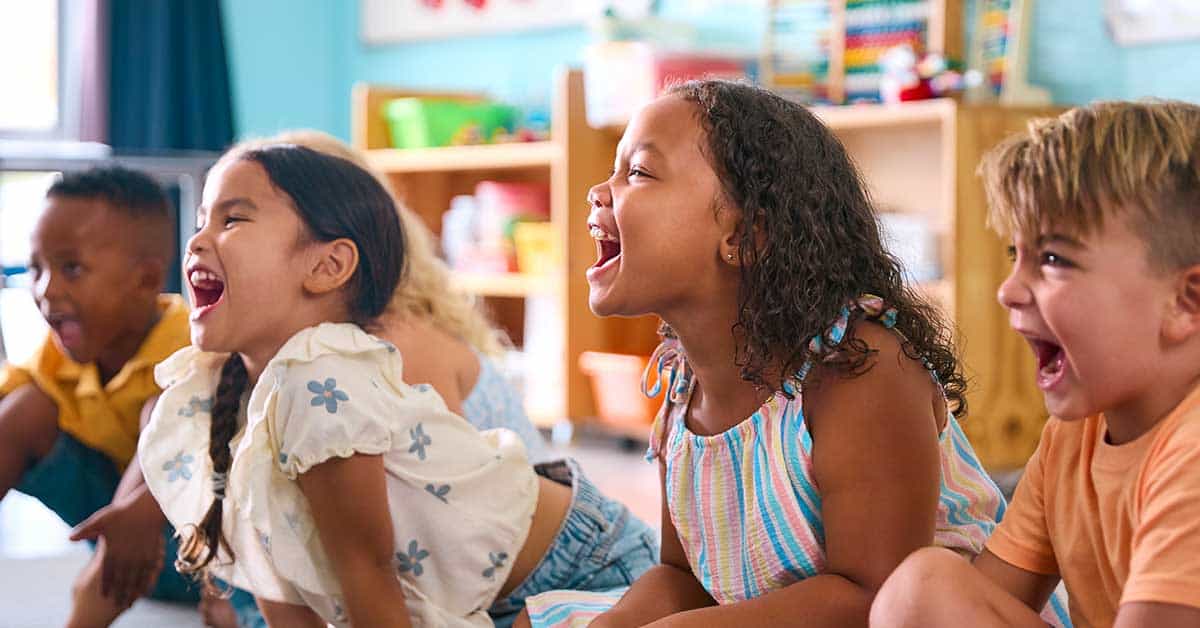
[140,323,539,627]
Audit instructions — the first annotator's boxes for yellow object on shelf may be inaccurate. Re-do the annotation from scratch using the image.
[513,222,557,276]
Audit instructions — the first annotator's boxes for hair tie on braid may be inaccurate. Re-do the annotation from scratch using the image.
[212,471,229,499]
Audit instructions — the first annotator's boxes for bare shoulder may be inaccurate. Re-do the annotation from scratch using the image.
[372,315,479,411]
[803,320,944,440]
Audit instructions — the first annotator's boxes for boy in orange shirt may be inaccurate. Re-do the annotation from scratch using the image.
[0,166,194,625]
[870,101,1200,627]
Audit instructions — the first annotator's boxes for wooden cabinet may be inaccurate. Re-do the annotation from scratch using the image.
[812,98,1064,470]
[353,68,1059,470]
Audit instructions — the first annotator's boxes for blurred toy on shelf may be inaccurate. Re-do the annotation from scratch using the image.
[762,0,837,104]
[842,0,933,103]
[439,181,552,275]
[583,41,751,128]
[878,43,981,103]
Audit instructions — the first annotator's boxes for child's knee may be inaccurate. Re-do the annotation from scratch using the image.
[870,547,965,627]
[0,383,60,459]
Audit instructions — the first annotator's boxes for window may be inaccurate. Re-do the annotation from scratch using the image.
[0,0,88,141]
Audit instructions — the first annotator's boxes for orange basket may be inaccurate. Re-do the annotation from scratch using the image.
[578,351,662,431]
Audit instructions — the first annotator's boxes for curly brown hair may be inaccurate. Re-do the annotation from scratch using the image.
[667,80,968,418]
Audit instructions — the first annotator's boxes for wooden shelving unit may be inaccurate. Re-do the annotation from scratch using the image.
[353,70,1059,470]
[364,141,560,173]
[450,271,553,298]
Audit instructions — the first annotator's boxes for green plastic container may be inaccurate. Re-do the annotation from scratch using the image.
[384,98,517,148]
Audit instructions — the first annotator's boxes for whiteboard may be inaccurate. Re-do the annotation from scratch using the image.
[361,0,650,44]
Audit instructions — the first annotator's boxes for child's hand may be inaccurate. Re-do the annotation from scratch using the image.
[70,497,166,606]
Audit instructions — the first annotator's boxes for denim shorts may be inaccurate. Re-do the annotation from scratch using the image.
[489,458,658,628]
[16,433,200,603]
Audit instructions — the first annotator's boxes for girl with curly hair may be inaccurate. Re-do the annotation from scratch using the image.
[519,81,1068,627]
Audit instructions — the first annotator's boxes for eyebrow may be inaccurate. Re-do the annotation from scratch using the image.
[197,197,258,218]
[628,141,664,158]
[1036,233,1084,248]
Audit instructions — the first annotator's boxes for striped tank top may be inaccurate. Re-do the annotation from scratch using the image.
[642,296,1007,604]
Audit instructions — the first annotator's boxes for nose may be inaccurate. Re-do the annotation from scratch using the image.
[587,181,611,210]
[996,263,1032,311]
[185,226,208,258]
[33,268,61,304]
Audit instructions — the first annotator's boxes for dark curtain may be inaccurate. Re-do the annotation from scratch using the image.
[108,0,235,152]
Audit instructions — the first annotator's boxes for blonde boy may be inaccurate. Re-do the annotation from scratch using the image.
[872,101,1200,627]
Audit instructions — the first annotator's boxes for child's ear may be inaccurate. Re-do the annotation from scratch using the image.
[135,258,166,295]
[716,204,744,267]
[1164,264,1200,343]
[303,238,359,295]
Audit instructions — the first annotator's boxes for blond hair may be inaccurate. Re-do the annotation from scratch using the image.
[979,100,1200,271]
[236,130,507,355]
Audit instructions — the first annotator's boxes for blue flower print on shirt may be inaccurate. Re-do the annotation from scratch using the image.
[409,423,431,460]
[425,483,450,503]
[395,540,429,577]
[307,378,349,414]
[482,551,509,580]
[163,452,194,482]
[178,395,213,417]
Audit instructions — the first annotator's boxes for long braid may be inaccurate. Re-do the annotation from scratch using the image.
[177,353,248,575]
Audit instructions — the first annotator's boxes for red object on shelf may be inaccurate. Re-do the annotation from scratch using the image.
[579,351,662,431]
[474,180,550,219]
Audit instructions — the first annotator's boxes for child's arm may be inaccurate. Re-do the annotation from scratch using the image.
[296,452,412,628]
[257,598,328,628]
[973,549,1060,611]
[70,396,167,607]
[647,326,945,627]
[591,459,716,626]
[1115,603,1200,627]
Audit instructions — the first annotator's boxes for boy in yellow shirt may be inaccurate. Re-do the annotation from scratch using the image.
[871,101,1200,627]
[0,166,194,625]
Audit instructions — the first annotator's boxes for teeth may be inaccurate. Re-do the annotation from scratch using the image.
[589,225,618,242]
[189,269,221,285]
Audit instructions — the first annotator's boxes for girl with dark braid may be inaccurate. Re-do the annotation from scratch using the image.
[139,145,655,627]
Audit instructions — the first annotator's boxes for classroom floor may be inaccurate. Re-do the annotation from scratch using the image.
[0,428,658,627]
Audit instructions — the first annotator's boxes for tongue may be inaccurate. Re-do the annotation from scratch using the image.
[56,320,84,349]
[1039,347,1064,376]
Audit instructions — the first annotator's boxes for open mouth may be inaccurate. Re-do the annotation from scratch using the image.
[1030,338,1065,388]
[589,223,621,270]
[44,312,84,350]
[188,267,225,317]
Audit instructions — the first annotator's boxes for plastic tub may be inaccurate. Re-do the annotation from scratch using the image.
[578,351,662,429]
[513,222,556,275]
[384,98,517,148]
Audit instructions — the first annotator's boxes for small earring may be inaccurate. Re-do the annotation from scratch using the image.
[726,253,735,261]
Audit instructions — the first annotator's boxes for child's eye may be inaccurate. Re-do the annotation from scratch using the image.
[63,262,83,278]
[223,216,246,228]
[628,166,649,179]
[1039,251,1073,268]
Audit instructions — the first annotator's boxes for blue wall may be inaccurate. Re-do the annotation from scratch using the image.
[1027,0,1200,104]
[220,0,351,140]
[220,0,1200,141]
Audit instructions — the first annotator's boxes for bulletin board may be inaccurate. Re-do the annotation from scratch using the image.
[361,0,645,43]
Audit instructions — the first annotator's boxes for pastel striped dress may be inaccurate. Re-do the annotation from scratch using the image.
[525,298,1071,626]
